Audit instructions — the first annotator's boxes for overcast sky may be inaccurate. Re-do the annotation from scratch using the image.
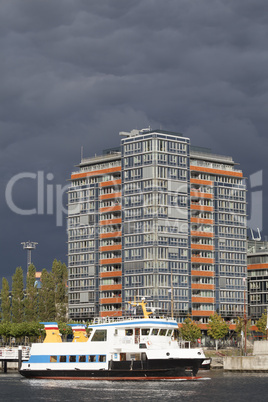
[1,0,268,282]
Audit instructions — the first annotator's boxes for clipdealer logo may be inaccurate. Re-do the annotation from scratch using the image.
[5,171,69,227]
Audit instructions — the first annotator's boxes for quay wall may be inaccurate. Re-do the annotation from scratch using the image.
[224,356,268,371]
[253,340,268,355]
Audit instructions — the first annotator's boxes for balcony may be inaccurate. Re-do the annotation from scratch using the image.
[100,192,122,200]
[191,283,215,290]
[100,231,122,239]
[192,310,214,317]
[99,257,122,265]
[191,270,215,277]
[100,179,122,187]
[100,271,122,278]
[100,284,122,291]
[191,297,215,303]
[99,297,122,304]
[100,310,122,317]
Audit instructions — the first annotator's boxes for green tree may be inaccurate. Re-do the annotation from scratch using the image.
[11,267,24,323]
[179,317,201,342]
[1,277,11,322]
[39,269,56,321]
[24,264,38,322]
[0,321,11,343]
[256,310,268,335]
[234,316,251,338]
[52,259,68,322]
[207,313,229,350]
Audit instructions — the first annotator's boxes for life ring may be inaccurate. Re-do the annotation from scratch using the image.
[147,341,152,346]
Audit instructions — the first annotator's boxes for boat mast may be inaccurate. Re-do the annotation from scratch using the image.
[171,270,174,319]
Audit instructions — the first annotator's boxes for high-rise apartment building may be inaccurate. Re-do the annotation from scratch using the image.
[68,128,247,326]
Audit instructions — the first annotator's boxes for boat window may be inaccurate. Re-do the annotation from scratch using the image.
[173,329,179,340]
[89,355,96,362]
[69,355,76,362]
[167,329,173,337]
[159,329,167,336]
[91,329,107,342]
[151,329,159,336]
[99,355,106,362]
[79,355,86,362]
[141,329,150,336]
[59,356,66,362]
[125,329,133,336]
[50,356,57,363]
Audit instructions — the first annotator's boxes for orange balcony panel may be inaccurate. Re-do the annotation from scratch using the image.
[190,191,213,199]
[191,205,213,212]
[190,165,243,178]
[191,284,215,290]
[99,297,122,304]
[191,297,215,303]
[191,217,214,225]
[190,178,213,186]
[100,231,122,239]
[99,205,121,213]
[191,270,215,277]
[71,166,121,180]
[100,192,122,200]
[100,284,122,291]
[100,179,122,187]
[100,310,122,317]
[100,271,122,278]
[191,231,214,238]
[100,218,122,226]
[191,257,214,264]
[99,258,122,265]
[247,263,268,270]
[191,244,214,251]
[192,310,215,317]
[100,245,122,252]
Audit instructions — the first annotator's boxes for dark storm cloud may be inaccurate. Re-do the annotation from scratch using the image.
[1,0,268,278]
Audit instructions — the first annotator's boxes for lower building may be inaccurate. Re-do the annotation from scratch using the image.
[247,240,268,325]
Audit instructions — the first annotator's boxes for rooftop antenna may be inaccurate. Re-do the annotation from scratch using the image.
[250,228,261,241]
[21,241,38,268]
[81,146,84,161]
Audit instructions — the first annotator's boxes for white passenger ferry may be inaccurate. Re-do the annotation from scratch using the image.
[20,301,206,380]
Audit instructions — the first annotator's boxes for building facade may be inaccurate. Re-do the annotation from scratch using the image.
[67,128,247,325]
[247,240,268,324]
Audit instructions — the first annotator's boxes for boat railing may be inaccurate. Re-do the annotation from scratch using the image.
[92,315,175,325]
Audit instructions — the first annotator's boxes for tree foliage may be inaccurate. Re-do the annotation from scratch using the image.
[179,317,201,342]
[52,259,68,322]
[234,316,251,337]
[256,310,268,335]
[207,313,229,349]
[11,267,24,323]
[1,277,11,322]
[38,269,56,322]
[24,264,38,322]
[1,259,69,334]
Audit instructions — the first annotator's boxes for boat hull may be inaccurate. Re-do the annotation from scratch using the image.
[20,358,204,380]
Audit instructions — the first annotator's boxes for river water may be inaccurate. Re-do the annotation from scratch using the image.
[0,371,267,401]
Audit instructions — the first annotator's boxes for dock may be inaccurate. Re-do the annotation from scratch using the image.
[0,346,30,373]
